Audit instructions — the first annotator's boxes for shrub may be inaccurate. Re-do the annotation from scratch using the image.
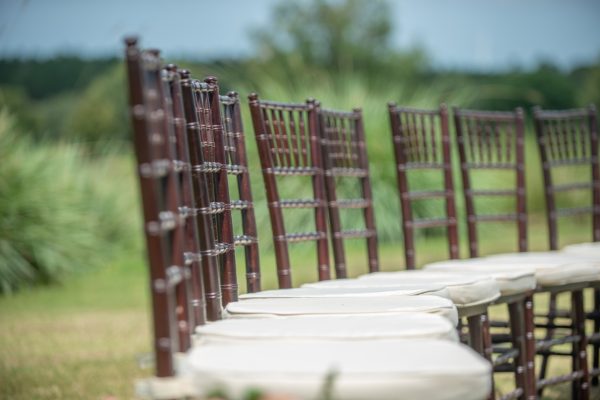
[0,109,139,293]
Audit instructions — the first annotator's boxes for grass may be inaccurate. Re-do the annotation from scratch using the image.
[0,254,150,400]
[1,216,599,400]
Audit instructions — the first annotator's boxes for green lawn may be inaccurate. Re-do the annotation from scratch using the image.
[1,218,599,399]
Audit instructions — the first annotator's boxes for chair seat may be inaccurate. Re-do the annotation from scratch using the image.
[421,261,536,296]
[225,295,459,326]
[425,254,597,288]
[194,312,458,344]
[562,242,600,259]
[302,273,500,308]
[240,284,451,301]
[485,252,600,287]
[180,340,491,400]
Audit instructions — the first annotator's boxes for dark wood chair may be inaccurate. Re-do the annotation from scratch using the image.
[247,94,331,288]
[163,63,211,327]
[387,104,459,269]
[181,77,262,304]
[454,107,590,399]
[453,108,527,258]
[184,76,239,305]
[178,74,236,310]
[125,38,207,378]
[220,91,261,294]
[533,105,600,250]
[533,105,600,389]
[318,106,378,278]
[390,104,536,399]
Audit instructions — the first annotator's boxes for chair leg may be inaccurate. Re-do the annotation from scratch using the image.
[508,301,528,400]
[523,295,536,400]
[592,288,600,386]
[457,318,466,344]
[468,313,495,400]
[572,290,590,400]
[468,314,484,354]
[538,292,557,397]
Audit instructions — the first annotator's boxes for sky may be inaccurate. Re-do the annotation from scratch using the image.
[0,0,599,71]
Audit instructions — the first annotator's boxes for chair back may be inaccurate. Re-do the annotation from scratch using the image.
[220,91,261,293]
[318,106,378,277]
[388,104,458,268]
[125,39,200,376]
[533,105,600,249]
[453,107,527,257]
[248,94,330,287]
[179,74,233,311]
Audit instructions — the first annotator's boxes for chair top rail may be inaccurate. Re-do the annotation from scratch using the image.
[534,106,594,119]
[454,108,519,121]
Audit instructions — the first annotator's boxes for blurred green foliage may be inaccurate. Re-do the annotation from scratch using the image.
[0,56,117,99]
[0,109,139,293]
[65,64,129,144]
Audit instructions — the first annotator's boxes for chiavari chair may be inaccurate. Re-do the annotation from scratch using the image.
[182,76,240,305]
[247,94,331,287]
[389,104,459,269]
[318,106,378,277]
[220,91,261,293]
[533,105,600,391]
[125,38,204,379]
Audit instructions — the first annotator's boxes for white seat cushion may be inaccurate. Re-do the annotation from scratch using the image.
[302,273,500,308]
[485,252,600,286]
[423,260,536,295]
[562,242,600,259]
[182,340,492,400]
[225,295,459,326]
[195,313,458,344]
[425,254,596,288]
[240,285,451,301]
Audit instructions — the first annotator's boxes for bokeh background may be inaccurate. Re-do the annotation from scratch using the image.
[1,0,599,399]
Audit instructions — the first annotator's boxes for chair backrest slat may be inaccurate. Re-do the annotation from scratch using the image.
[453,107,527,257]
[248,94,330,287]
[319,106,378,277]
[533,105,600,249]
[388,103,458,269]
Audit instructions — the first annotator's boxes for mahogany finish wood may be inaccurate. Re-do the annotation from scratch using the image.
[318,106,378,277]
[248,94,331,288]
[453,107,527,258]
[164,64,207,329]
[533,105,599,249]
[388,103,459,269]
[125,39,199,377]
[220,92,261,293]
[179,73,225,317]
[534,105,599,394]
